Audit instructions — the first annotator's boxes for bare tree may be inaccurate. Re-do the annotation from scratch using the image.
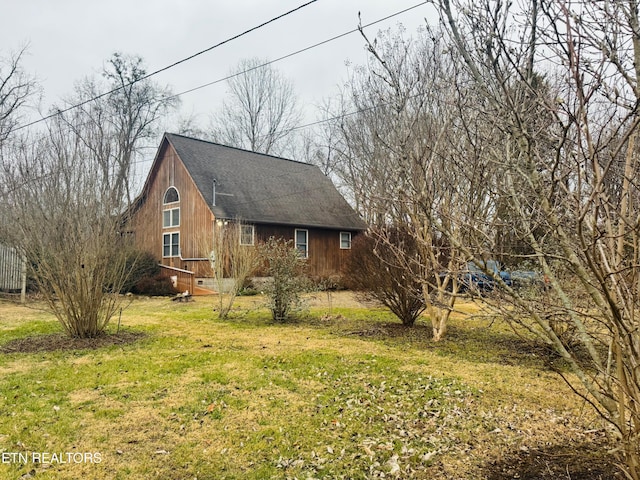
[434,0,640,475]
[174,111,209,139]
[0,46,37,147]
[210,58,302,156]
[208,221,259,319]
[2,53,178,338]
[60,53,179,205]
[0,47,37,300]
[325,26,479,340]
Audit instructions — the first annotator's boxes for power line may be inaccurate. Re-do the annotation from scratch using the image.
[127,1,430,165]
[14,0,319,132]
[13,0,431,170]
[5,0,429,182]
[168,1,429,101]
[22,0,429,169]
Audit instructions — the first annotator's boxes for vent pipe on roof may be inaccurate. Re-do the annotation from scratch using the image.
[212,179,216,206]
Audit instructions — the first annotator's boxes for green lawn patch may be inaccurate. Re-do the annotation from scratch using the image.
[0,294,620,479]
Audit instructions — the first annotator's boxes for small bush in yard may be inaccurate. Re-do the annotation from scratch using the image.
[344,228,426,327]
[259,237,307,322]
[120,250,161,293]
[132,273,178,296]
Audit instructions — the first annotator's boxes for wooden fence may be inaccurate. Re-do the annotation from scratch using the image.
[159,264,195,295]
[0,244,24,291]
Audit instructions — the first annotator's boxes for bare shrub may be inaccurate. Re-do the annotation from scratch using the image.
[345,228,426,327]
[2,53,177,338]
[258,237,307,322]
[6,129,134,338]
[209,221,260,319]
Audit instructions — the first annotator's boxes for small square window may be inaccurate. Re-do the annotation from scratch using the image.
[340,232,352,249]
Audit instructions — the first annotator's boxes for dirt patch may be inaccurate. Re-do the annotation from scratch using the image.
[484,438,622,479]
[343,321,434,341]
[0,330,146,354]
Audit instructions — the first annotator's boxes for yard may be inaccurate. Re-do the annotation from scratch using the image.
[0,292,621,479]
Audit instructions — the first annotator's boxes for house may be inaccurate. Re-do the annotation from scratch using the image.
[129,133,366,288]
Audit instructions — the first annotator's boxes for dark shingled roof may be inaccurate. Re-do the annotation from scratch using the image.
[164,133,366,231]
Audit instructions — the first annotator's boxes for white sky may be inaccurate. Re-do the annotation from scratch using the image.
[3,0,436,126]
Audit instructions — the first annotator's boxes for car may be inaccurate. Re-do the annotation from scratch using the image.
[440,260,542,294]
[460,260,512,293]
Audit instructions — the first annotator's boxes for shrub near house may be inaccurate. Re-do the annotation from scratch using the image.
[345,228,426,327]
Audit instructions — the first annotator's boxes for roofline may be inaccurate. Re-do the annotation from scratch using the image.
[130,132,368,230]
[129,133,172,213]
[214,216,367,231]
[165,132,314,168]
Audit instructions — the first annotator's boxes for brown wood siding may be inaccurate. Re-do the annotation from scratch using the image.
[131,143,214,277]
[255,224,356,278]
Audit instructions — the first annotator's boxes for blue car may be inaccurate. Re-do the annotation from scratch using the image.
[460,260,512,292]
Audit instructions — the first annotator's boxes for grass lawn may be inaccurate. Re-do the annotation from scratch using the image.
[0,292,619,479]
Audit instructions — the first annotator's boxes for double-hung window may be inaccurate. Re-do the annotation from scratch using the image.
[163,232,180,258]
[340,232,352,249]
[240,225,255,246]
[295,229,308,258]
[163,208,180,228]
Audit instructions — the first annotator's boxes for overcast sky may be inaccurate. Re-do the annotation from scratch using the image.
[3,1,438,132]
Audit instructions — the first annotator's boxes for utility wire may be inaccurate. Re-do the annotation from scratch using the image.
[14,0,430,170]
[128,0,430,165]
[18,0,429,166]
[14,0,319,132]
[168,1,428,101]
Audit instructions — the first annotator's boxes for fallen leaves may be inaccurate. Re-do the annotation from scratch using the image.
[272,372,472,478]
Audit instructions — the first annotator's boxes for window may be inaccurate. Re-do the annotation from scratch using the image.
[295,229,308,258]
[163,208,180,228]
[163,232,180,257]
[240,225,254,246]
[163,186,179,204]
[340,232,352,249]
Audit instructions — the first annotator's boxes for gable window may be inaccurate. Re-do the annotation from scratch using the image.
[162,186,180,229]
[164,186,179,204]
[163,232,180,257]
[240,224,255,246]
[295,229,308,258]
[163,208,180,228]
[340,232,352,249]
